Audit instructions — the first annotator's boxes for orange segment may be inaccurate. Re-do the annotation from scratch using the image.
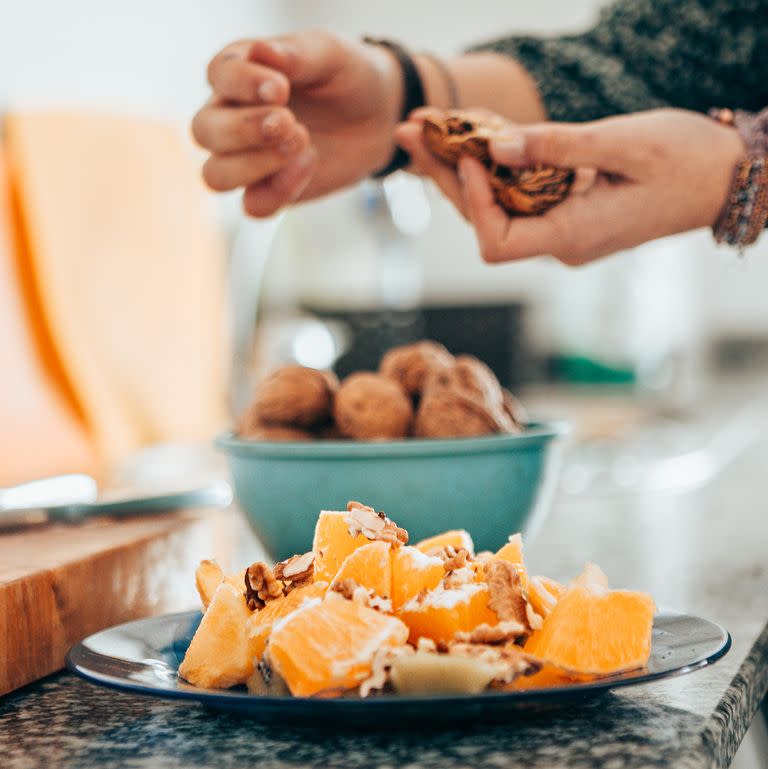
[330,540,392,598]
[505,661,586,690]
[267,594,409,697]
[391,546,445,610]
[415,529,475,557]
[312,510,372,582]
[398,584,498,645]
[528,575,565,618]
[490,533,528,590]
[180,582,254,689]
[195,560,224,610]
[524,570,655,676]
[247,581,327,661]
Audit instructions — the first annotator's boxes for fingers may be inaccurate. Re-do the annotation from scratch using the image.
[247,31,346,88]
[242,147,318,218]
[460,156,637,265]
[202,125,311,192]
[207,41,290,104]
[395,121,467,218]
[207,32,345,105]
[490,116,658,178]
[191,103,296,153]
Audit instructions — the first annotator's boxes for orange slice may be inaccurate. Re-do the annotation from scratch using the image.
[504,661,585,690]
[179,582,253,689]
[247,581,328,661]
[330,540,392,598]
[525,568,655,676]
[312,510,372,583]
[527,575,565,618]
[415,529,474,557]
[267,594,409,696]
[490,533,528,590]
[398,583,498,645]
[391,545,445,610]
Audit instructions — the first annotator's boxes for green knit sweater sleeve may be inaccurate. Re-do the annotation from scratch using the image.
[470,0,768,121]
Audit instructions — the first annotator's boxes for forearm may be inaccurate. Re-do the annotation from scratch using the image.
[414,52,547,123]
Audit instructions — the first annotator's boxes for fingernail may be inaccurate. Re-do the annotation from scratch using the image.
[258,80,279,103]
[278,134,302,155]
[492,133,525,164]
[292,147,315,171]
[457,158,469,184]
[262,111,284,138]
[288,174,312,202]
[269,41,294,59]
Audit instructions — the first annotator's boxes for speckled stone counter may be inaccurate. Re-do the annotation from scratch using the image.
[2,397,768,768]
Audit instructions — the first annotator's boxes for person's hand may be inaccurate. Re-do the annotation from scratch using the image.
[192,32,402,217]
[396,108,745,264]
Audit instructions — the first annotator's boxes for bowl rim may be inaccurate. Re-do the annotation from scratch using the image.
[215,420,570,459]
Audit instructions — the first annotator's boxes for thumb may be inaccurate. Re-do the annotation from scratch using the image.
[490,120,641,176]
[247,32,346,88]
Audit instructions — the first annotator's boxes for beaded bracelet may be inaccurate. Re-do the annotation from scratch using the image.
[709,107,768,249]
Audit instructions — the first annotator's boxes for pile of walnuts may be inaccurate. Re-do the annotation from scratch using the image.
[237,341,527,442]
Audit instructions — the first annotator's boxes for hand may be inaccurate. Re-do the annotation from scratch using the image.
[396,108,745,265]
[192,32,402,217]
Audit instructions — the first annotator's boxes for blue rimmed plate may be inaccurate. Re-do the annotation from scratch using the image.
[66,610,730,725]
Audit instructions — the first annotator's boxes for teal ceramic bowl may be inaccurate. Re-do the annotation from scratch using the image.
[216,422,568,560]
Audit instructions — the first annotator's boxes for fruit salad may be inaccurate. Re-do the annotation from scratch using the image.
[179,502,655,698]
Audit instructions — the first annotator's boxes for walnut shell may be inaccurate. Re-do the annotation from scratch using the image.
[236,416,314,442]
[248,365,338,428]
[502,389,528,429]
[379,340,454,399]
[420,356,518,436]
[414,387,509,439]
[334,372,413,440]
[422,110,574,216]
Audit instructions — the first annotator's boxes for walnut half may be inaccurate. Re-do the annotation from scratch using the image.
[422,110,574,216]
[346,501,408,547]
[244,562,284,611]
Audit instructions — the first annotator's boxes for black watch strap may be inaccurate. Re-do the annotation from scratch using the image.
[363,37,426,178]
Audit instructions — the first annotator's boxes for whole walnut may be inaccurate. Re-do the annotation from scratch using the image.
[420,356,519,436]
[379,340,454,399]
[502,389,528,430]
[237,418,315,442]
[334,372,413,440]
[247,365,338,429]
[427,356,503,407]
[414,387,510,439]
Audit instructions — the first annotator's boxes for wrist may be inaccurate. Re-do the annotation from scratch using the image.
[363,41,405,172]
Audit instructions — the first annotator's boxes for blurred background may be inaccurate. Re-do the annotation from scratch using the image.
[2,0,768,498]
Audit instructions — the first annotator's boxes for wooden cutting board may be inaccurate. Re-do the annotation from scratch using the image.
[0,508,260,697]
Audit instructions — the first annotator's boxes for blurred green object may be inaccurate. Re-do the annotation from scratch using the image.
[551,354,636,384]
[216,423,568,560]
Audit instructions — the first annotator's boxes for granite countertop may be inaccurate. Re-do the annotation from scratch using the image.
[2,392,768,768]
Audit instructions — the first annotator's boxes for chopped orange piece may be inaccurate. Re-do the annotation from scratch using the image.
[504,661,586,690]
[572,562,609,590]
[247,581,328,661]
[195,560,224,610]
[180,582,254,689]
[490,533,528,590]
[331,540,392,598]
[390,545,445,610]
[398,584,498,645]
[267,594,409,696]
[312,510,371,582]
[415,529,475,557]
[527,575,565,618]
[525,568,655,676]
